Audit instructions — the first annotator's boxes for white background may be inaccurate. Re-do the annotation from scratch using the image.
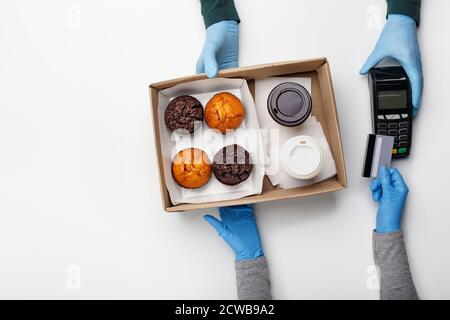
[0,0,449,299]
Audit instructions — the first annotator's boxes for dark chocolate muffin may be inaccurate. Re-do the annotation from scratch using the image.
[212,144,253,186]
[164,95,204,134]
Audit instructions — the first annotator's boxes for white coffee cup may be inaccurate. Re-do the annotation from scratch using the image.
[281,135,325,180]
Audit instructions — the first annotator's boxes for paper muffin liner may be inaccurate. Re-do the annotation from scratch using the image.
[213,166,253,188]
[206,91,241,105]
[171,169,212,190]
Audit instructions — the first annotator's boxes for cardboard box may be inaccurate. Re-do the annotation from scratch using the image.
[149,58,348,212]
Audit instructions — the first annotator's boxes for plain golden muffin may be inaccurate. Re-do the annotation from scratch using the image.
[205,92,245,134]
[172,148,212,189]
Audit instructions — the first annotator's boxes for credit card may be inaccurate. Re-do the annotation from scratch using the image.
[362,134,394,179]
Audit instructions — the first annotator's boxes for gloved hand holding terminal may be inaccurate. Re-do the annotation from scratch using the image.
[360,14,423,116]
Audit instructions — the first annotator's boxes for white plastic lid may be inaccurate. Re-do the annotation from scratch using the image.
[281,136,325,180]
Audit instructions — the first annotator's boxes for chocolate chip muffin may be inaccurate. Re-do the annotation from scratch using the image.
[164,95,204,134]
[212,144,253,186]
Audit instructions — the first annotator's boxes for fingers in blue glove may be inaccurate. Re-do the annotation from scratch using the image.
[361,55,423,115]
[370,179,381,191]
[374,166,409,233]
[359,14,423,115]
[389,168,409,193]
[373,188,382,202]
[195,51,205,75]
[402,60,423,114]
[359,48,385,75]
[204,204,263,261]
[203,214,230,238]
[196,20,239,79]
[380,166,392,188]
[219,204,254,222]
[203,44,220,78]
[371,179,382,201]
[196,44,219,78]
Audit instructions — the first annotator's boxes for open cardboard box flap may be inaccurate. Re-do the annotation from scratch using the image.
[149,58,348,212]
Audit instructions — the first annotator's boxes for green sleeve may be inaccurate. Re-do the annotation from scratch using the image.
[387,0,422,26]
[200,0,240,29]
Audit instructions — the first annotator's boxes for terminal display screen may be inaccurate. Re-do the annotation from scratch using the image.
[378,90,407,110]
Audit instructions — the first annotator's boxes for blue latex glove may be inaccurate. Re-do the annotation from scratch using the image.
[196,20,239,78]
[360,14,423,116]
[204,204,264,261]
[370,166,409,233]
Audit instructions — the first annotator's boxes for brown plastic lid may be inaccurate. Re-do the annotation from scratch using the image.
[267,82,312,127]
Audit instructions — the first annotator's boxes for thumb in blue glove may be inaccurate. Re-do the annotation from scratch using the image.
[370,166,409,233]
[196,20,239,78]
[360,14,423,116]
[204,204,264,261]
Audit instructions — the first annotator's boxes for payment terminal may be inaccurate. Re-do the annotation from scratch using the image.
[369,66,413,159]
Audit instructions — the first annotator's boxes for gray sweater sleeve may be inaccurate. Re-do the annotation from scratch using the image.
[373,230,418,300]
[235,257,272,300]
